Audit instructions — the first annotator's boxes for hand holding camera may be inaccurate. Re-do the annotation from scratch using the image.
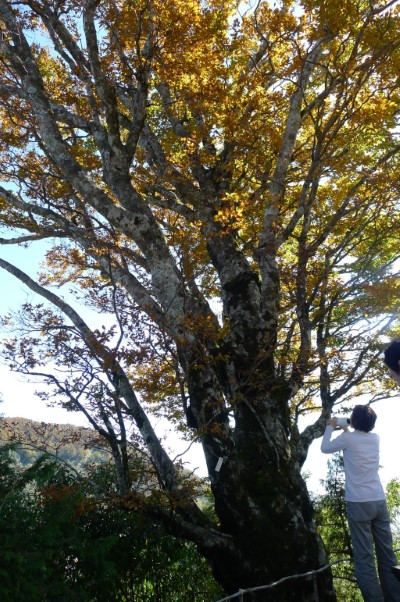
[328,416,350,429]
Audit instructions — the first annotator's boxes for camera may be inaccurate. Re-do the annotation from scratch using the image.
[336,417,350,427]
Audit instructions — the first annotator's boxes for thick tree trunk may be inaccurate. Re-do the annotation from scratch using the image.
[205,475,335,600]
[177,250,336,599]
[201,406,336,601]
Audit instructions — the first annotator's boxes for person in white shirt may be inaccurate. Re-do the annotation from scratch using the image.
[321,404,400,602]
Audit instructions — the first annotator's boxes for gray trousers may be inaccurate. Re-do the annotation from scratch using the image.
[347,500,400,602]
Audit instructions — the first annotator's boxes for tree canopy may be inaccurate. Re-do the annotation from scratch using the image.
[1,0,400,599]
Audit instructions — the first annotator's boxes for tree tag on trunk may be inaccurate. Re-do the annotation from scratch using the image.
[215,457,223,472]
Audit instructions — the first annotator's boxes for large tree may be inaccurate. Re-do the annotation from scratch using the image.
[1,0,400,599]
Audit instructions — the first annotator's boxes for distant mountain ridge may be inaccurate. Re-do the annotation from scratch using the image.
[0,416,108,468]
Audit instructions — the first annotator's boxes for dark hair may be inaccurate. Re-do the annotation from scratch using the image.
[351,404,377,433]
[384,340,400,374]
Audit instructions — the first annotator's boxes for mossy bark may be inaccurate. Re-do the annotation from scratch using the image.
[205,428,335,600]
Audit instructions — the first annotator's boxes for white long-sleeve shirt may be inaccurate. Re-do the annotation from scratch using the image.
[321,426,385,502]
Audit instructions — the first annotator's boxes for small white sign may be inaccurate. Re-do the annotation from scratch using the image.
[215,457,223,472]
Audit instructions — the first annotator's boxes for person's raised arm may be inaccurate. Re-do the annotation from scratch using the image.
[321,417,348,454]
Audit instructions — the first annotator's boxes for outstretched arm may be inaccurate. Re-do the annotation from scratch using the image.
[321,418,348,454]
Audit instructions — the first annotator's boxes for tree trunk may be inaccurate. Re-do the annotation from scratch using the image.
[175,250,336,600]
[201,405,336,601]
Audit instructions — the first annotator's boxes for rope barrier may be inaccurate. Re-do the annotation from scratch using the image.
[215,558,352,602]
